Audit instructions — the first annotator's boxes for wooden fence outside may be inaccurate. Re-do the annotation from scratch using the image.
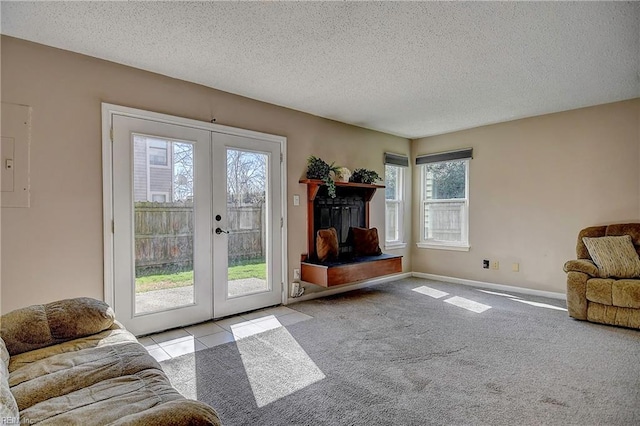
[134,202,264,274]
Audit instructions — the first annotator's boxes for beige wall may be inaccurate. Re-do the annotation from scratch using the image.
[0,36,411,313]
[411,99,640,293]
[3,35,636,312]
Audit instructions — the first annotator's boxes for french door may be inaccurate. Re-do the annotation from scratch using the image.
[110,112,283,336]
[212,133,283,318]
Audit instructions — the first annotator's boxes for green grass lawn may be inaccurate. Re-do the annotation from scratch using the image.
[135,262,266,293]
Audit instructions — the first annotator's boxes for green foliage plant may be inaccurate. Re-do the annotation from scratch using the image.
[427,161,466,199]
[350,168,382,185]
[306,155,339,197]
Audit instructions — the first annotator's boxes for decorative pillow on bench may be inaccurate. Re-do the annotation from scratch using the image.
[582,234,640,278]
[352,227,382,257]
[316,227,339,262]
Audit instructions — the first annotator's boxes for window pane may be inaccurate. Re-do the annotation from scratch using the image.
[386,201,400,241]
[424,201,465,242]
[385,166,398,200]
[173,142,194,202]
[132,136,195,315]
[385,165,403,243]
[148,139,168,166]
[426,160,465,199]
[226,149,268,297]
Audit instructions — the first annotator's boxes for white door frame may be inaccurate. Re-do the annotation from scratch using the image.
[101,103,288,316]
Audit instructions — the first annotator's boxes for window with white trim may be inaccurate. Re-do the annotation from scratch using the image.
[417,149,472,251]
[385,165,404,245]
[383,152,408,249]
[148,139,169,166]
[151,193,169,203]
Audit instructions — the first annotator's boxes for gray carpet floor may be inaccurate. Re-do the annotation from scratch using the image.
[160,278,640,425]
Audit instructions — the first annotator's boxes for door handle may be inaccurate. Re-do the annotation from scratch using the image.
[215,227,229,235]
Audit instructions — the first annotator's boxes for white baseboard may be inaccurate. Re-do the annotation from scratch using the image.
[411,272,566,300]
[286,272,413,304]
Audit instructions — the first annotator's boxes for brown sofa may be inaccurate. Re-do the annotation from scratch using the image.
[0,297,221,425]
[564,223,640,329]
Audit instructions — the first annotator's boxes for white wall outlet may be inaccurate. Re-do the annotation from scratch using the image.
[293,268,300,280]
[491,261,499,270]
[291,282,300,298]
[293,195,300,206]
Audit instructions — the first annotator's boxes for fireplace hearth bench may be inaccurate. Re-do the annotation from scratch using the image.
[299,179,402,287]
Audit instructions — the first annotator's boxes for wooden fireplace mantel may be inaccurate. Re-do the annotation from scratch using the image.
[299,178,402,287]
[299,179,383,202]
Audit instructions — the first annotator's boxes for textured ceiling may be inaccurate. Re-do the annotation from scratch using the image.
[1,1,638,138]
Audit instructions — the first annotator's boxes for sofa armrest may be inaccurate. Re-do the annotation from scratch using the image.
[566,271,589,320]
[563,259,599,277]
[0,297,115,356]
[110,399,221,426]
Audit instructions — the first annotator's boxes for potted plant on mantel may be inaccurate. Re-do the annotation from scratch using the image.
[350,168,382,185]
[306,156,340,198]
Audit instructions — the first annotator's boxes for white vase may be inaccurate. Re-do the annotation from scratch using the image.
[333,167,351,183]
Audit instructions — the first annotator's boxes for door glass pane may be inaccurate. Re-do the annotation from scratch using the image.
[133,135,195,314]
[226,149,269,297]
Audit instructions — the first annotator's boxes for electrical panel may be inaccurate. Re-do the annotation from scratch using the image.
[1,103,30,208]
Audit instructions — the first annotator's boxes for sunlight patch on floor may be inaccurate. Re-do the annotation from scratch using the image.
[444,296,492,313]
[510,299,567,311]
[413,285,564,314]
[412,286,492,313]
[475,288,567,311]
[231,316,325,407]
[412,285,449,299]
[476,289,521,299]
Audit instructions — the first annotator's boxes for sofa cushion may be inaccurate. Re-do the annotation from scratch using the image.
[585,278,614,306]
[316,227,339,262]
[587,302,640,329]
[612,280,640,309]
[577,225,607,260]
[1,297,115,356]
[111,399,222,426]
[582,235,640,278]
[606,223,640,257]
[0,338,19,422]
[352,227,382,257]
[19,369,186,425]
[9,341,160,410]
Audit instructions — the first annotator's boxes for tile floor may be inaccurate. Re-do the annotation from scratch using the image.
[138,305,313,362]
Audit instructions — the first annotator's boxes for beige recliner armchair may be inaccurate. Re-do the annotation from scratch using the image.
[564,223,640,329]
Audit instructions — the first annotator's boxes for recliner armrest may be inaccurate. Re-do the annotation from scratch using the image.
[563,259,599,277]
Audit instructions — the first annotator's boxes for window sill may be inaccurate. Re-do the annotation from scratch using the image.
[384,242,407,250]
[416,242,470,252]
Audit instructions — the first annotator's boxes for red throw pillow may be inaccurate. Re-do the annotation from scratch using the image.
[316,227,339,262]
[352,227,382,257]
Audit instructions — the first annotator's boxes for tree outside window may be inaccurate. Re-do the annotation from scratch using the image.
[173,142,194,202]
